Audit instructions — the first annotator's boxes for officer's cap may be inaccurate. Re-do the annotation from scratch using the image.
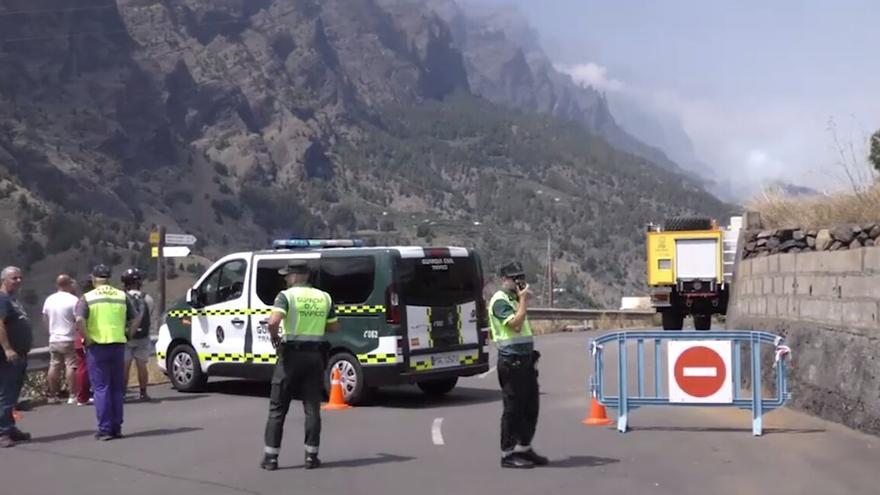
[91,264,112,279]
[278,260,310,276]
[499,261,525,278]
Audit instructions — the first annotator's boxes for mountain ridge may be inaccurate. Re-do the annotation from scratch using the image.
[0,0,731,318]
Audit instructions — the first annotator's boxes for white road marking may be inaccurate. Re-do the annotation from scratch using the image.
[683,367,718,377]
[478,366,496,379]
[432,417,445,446]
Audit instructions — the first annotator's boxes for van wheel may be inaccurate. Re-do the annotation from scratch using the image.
[417,377,458,397]
[661,310,684,331]
[168,345,207,392]
[326,353,369,405]
[693,314,712,331]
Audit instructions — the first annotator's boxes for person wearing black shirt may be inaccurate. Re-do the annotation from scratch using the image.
[0,266,33,448]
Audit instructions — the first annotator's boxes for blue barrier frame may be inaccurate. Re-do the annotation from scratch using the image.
[590,330,791,436]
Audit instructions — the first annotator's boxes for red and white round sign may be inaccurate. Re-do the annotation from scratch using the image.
[668,341,733,403]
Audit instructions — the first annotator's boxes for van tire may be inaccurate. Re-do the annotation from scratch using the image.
[661,310,684,331]
[168,344,207,392]
[663,216,713,232]
[326,353,369,406]
[417,377,458,397]
[693,314,712,331]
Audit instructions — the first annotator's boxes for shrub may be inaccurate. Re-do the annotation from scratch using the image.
[211,198,242,220]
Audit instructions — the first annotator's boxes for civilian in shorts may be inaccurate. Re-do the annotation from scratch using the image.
[121,268,154,402]
[43,275,79,404]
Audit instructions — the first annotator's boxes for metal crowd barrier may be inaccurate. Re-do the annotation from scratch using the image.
[26,335,159,371]
[590,330,792,436]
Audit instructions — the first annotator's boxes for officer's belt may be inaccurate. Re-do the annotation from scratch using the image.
[281,341,328,352]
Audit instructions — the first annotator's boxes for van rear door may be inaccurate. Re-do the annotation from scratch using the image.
[396,248,484,372]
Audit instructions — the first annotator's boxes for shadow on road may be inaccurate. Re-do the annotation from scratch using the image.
[629,426,826,435]
[369,386,501,409]
[206,380,270,398]
[550,455,621,469]
[280,453,415,470]
[124,427,203,439]
[31,429,98,444]
[29,426,202,443]
[203,380,502,410]
[138,394,211,404]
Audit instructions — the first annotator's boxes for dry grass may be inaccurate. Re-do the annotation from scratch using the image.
[747,184,880,229]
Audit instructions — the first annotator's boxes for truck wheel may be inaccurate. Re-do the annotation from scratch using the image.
[663,216,713,231]
[168,344,207,392]
[693,314,712,331]
[661,311,684,330]
[326,353,370,405]
[417,377,458,397]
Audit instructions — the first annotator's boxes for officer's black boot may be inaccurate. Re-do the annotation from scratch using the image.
[516,449,549,466]
[501,454,534,469]
[305,453,321,470]
[260,454,279,471]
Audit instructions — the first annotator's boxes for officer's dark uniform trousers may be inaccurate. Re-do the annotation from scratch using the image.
[497,351,539,452]
[264,343,325,451]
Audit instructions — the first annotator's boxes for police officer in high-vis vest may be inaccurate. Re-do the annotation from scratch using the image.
[490,261,549,468]
[75,264,140,440]
[261,260,339,471]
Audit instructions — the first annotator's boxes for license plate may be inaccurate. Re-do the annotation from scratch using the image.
[431,354,459,368]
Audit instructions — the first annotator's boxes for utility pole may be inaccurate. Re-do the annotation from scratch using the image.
[546,233,554,309]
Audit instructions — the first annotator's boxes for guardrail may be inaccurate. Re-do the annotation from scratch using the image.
[26,335,159,371]
[24,308,654,368]
[591,330,791,436]
[528,307,655,321]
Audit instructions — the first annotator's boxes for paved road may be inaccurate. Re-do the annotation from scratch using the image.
[4,332,878,495]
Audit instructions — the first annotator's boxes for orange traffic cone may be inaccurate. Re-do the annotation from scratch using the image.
[582,393,614,426]
[322,368,352,410]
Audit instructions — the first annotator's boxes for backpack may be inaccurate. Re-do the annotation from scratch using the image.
[129,291,151,339]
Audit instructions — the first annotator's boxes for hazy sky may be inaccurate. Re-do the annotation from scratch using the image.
[470,0,880,193]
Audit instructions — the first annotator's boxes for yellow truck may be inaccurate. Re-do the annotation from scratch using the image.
[646,216,739,330]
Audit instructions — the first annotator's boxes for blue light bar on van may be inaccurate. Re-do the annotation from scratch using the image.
[272,239,364,249]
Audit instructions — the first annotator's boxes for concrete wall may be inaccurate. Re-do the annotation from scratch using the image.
[730,247,880,434]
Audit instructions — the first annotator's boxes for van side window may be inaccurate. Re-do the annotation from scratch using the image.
[318,257,375,305]
[201,259,247,306]
[255,259,297,306]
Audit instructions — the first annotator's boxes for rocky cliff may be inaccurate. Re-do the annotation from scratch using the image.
[0,0,730,312]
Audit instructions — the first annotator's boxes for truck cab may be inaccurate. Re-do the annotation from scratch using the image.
[646,217,740,330]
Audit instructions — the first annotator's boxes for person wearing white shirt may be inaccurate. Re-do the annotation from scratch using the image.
[42,275,79,404]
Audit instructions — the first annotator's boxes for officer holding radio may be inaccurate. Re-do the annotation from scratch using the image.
[489,261,548,469]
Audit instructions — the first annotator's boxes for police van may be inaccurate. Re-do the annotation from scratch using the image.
[155,239,490,404]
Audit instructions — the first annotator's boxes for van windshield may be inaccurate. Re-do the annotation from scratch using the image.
[397,256,480,307]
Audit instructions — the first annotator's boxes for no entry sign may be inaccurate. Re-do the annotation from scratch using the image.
[668,341,733,403]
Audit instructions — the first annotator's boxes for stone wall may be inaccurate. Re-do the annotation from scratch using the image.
[742,224,880,259]
[730,246,880,434]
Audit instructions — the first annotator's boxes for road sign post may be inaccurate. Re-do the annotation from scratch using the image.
[165,233,197,245]
[151,246,191,258]
[157,225,166,317]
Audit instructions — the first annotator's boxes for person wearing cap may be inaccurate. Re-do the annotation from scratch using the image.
[75,265,141,440]
[121,268,154,402]
[490,261,548,468]
[260,260,340,471]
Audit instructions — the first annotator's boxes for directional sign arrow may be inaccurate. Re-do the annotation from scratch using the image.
[165,233,197,246]
[151,246,191,258]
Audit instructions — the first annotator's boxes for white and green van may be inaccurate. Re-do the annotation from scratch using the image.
[156,240,490,404]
